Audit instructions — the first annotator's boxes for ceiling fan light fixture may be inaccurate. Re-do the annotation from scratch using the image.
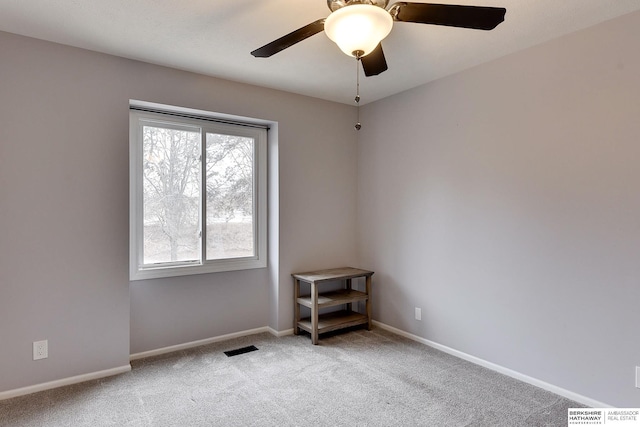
[324,4,393,57]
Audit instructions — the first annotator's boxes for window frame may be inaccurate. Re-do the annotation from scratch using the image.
[129,102,267,281]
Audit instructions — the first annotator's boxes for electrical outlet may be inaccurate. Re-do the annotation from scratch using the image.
[33,340,48,360]
[415,307,422,321]
[636,366,640,388]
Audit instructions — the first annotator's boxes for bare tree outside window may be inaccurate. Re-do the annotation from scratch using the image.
[142,125,200,264]
[141,125,256,265]
[206,133,255,260]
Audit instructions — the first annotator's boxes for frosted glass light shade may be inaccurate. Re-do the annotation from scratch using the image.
[324,4,393,57]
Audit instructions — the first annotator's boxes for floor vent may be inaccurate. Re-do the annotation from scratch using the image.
[224,345,258,357]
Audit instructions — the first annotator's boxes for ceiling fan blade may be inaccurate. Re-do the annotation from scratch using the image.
[361,43,388,77]
[390,2,506,30]
[251,19,326,57]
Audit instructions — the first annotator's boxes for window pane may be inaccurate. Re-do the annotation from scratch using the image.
[142,125,201,264]
[206,133,254,260]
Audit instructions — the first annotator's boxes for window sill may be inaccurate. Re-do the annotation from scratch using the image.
[130,257,267,281]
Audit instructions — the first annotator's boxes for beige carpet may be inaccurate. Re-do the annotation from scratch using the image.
[0,327,582,426]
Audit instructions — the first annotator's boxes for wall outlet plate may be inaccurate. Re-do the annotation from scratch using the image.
[415,307,422,321]
[33,340,48,360]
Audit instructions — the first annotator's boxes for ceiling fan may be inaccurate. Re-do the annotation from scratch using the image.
[251,0,506,77]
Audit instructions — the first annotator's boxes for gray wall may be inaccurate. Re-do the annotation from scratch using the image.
[357,11,640,407]
[0,30,358,392]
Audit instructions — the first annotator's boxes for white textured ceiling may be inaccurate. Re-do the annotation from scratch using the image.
[1,0,639,105]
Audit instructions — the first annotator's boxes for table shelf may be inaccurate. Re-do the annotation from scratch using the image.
[296,289,368,309]
[292,267,374,345]
[297,311,369,335]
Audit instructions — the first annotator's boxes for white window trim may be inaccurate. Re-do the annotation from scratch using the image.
[129,101,268,281]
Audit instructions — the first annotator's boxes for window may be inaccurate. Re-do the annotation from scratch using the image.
[129,102,267,280]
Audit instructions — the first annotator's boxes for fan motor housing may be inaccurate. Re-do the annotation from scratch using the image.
[327,0,389,12]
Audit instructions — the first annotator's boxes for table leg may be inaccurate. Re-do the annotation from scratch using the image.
[365,275,372,330]
[345,278,352,313]
[293,278,300,335]
[311,281,319,345]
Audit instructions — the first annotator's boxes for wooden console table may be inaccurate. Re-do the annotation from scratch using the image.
[292,267,374,345]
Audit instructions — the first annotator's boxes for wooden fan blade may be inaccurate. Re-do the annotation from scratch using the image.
[390,2,506,30]
[361,44,388,77]
[251,19,326,57]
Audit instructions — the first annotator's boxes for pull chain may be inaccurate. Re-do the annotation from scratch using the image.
[354,51,362,131]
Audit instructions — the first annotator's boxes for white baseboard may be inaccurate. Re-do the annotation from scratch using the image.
[0,365,131,401]
[1,326,292,401]
[269,327,294,337]
[7,323,598,408]
[130,326,278,361]
[372,320,612,409]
